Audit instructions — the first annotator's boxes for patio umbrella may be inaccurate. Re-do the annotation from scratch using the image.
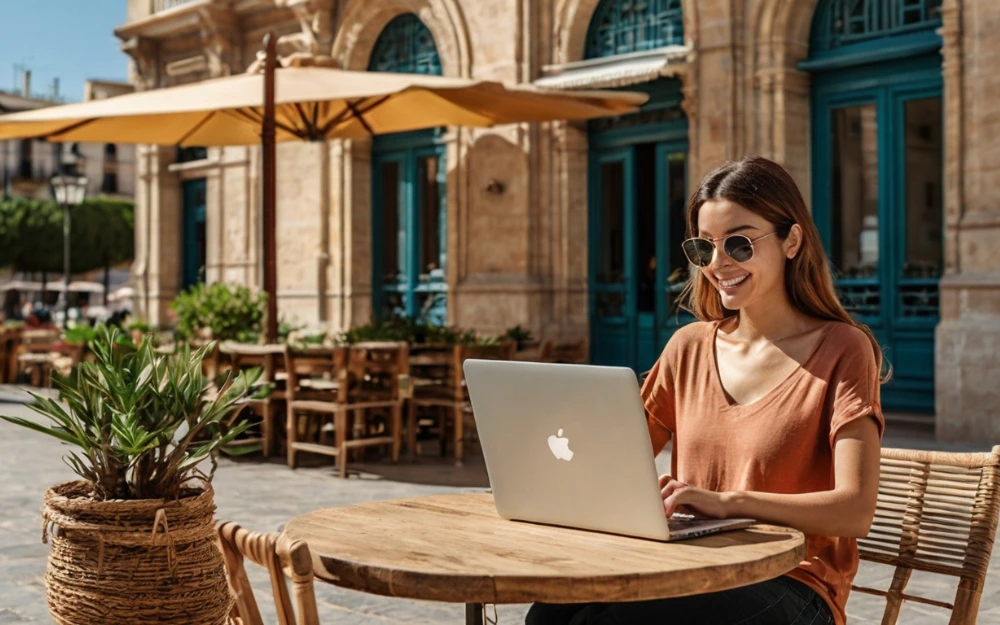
[0,35,647,340]
[66,281,105,293]
[0,280,44,292]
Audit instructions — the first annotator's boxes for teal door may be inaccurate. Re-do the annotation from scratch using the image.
[583,3,690,372]
[589,132,690,373]
[368,13,447,323]
[808,11,944,413]
[590,147,635,368]
[182,178,207,289]
[372,132,447,324]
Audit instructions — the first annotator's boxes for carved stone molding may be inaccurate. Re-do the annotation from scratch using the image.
[120,36,159,91]
[197,4,241,76]
[274,0,336,58]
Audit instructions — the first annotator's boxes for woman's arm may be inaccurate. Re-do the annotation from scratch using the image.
[660,416,881,537]
[647,412,672,456]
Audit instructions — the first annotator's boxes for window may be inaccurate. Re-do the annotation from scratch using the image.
[102,173,119,194]
[812,0,943,52]
[177,146,208,162]
[18,139,32,178]
[585,0,684,59]
[368,14,442,75]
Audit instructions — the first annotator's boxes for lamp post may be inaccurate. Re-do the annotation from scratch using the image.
[50,173,88,329]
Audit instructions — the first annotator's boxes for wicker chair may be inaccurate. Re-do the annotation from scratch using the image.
[215,521,320,625]
[852,445,1000,625]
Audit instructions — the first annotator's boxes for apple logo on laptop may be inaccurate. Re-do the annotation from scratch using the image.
[547,429,574,461]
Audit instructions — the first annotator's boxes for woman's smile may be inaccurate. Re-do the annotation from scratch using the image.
[716,272,750,293]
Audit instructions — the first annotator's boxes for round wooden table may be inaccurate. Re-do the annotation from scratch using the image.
[283,493,806,625]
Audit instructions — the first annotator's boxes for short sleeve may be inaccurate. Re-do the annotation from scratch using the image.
[641,346,676,454]
[828,327,885,448]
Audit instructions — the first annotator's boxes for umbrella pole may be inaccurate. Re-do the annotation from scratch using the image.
[262,33,278,343]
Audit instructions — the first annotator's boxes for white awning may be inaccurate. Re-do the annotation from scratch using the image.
[534,46,689,90]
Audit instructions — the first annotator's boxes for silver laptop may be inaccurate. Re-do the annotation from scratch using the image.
[463,359,755,541]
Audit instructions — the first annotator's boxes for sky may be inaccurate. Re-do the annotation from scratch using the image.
[0,0,129,103]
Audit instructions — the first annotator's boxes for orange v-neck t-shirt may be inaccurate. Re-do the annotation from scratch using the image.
[640,320,884,625]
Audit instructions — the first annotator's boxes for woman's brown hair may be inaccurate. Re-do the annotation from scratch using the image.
[680,156,889,382]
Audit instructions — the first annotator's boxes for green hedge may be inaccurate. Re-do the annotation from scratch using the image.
[0,196,134,274]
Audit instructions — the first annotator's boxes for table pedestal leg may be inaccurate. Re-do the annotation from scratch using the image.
[465,603,484,625]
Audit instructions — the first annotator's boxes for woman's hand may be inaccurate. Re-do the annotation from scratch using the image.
[659,474,728,518]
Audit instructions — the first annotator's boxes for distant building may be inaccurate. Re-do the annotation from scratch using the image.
[0,73,135,201]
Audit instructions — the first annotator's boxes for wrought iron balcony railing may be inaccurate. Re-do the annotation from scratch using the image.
[153,0,198,13]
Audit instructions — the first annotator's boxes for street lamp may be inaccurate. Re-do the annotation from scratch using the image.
[50,173,88,329]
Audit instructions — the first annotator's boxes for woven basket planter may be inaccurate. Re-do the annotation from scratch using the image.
[41,481,232,625]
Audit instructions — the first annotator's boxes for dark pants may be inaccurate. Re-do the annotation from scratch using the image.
[525,576,834,625]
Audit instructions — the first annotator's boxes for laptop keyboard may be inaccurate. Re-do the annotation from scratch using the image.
[667,515,711,532]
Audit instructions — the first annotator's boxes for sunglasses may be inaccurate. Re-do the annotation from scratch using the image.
[681,232,777,266]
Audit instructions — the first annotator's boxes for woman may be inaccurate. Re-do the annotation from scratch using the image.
[527,157,884,625]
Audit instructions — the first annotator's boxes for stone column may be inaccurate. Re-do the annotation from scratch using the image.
[935,0,1000,443]
[134,144,182,327]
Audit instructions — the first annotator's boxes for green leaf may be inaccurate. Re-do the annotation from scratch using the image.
[220,443,263,457]
[0,321,261,501]
[1,416,81,446]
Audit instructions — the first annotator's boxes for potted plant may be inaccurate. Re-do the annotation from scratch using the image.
[1,326,261,625]
[171,282,267,345]
[126,318,153,346]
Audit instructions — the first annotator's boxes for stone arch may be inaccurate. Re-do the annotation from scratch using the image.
[752,0,818,77]
[328,0,473,328]
[553,0,699,64]
[748,0,820,203]
[549,0,701,189]
[331,0,471,77]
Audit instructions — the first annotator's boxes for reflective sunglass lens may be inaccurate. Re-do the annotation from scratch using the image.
[723,235,755,263]
[682,239,714,266]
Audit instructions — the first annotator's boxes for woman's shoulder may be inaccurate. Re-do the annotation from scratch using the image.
[821,320,871,346]
[658,320,716,360]
[818,320,878,363]
[669,320,716,345]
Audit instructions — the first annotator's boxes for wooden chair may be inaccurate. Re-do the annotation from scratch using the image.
[408,341,516,465]
[14,328,62,387]
[539,338,587,364]
[0,328,11,383]
[2,327,22,383]
[852,445,1000,625]
[218,342,287,457]
[285,342,409,478]
[215,521,320,625]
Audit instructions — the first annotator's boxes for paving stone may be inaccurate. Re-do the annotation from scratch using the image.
[1,395,997,624]
[0,608,35,624]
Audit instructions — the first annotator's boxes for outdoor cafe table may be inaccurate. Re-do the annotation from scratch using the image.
[282,493,806,625]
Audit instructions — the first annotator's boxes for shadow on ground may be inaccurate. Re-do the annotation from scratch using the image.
[224,441,491,489]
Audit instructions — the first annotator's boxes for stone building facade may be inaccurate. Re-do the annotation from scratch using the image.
[1,79,136,202]
[117,0,998,443]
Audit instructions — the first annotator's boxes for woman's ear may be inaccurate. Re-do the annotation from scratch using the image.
[784,224,804,259]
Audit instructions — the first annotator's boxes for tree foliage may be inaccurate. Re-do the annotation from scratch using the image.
[0,196,135,274]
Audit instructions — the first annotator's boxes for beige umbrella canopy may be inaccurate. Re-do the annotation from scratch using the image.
[0,37,647,340]
[0,67,646,145]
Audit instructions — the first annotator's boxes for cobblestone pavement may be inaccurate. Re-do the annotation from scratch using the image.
[0,388,997,624]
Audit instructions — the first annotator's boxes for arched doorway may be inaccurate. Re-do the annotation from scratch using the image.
[586,0,690,372]
[369,14,448,325]
[805,0,943,413]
